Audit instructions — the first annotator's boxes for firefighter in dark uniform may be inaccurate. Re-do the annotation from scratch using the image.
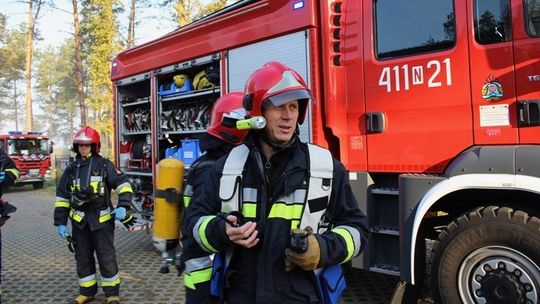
[188,62,368,303]
[0,149,20,300]
[54,126,136,304]
[180,92,248,304]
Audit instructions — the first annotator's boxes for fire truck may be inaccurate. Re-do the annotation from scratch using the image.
[111,0,540,302]
[0,131,52,189]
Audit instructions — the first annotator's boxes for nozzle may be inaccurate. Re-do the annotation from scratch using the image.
[236,116,266,130]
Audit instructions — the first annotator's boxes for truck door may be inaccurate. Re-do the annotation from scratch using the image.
[363,0,473,173]
[514,0,540,142]
[468,0,519,144]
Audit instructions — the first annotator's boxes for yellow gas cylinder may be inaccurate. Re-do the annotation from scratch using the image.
[152,158,184,254]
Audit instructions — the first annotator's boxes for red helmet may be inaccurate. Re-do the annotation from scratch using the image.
[206,92,248,144]
[73,126,101,153]
[243,61,312,124]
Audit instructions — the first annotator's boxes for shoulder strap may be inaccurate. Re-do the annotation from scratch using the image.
[219,144,250,213]
[300,144,334,231]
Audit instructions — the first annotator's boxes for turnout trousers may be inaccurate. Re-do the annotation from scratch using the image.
[72,222,120,297]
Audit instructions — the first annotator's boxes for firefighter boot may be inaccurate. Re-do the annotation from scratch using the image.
[69,294,95,304]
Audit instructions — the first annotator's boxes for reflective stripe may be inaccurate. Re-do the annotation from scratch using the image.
[79,274,97,287]
[242,203,257,218]
[116,182,133,194]
[242,188,257,202]
[194,216,218,253]
[55,201,70,208]
[69,210,85,222]
[5,168,20,181]
[90,181,100,193]
[184,256,214,289]
[185,256,213,273]
[268,203,304,221]
[184,196,192,208]
[332,225,361,263]
[101,273,120,287]
[184,268,213,290]
[99,209,112,223]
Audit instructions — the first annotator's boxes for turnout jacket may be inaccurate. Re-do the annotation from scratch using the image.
[54,153,133,231]
[188,135,367,303]
[0,149,21,196]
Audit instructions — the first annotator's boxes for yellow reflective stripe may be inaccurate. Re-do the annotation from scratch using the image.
[183,268,213,290]
[332,227,355,263]
[268,203,303,220]
[99,214,112,223]
[199,216,218,253]
[90,181,99,193]
[242,203,257,218]
[55,201,70,208]
[184,196,191,208]
[69,210,84,222]
[291,220,300,230]
[101,276,121,287]
[4,168,20,180]
[118,185,133,194]
[79,274,96,287]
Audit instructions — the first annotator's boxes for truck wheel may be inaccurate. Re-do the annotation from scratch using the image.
[431,206,540,304]
[33,182,44,189]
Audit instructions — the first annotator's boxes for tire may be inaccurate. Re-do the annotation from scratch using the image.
[431,206,540,304]
[33,182,44,189]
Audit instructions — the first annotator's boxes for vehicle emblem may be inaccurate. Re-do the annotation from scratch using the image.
[481,76,503,101]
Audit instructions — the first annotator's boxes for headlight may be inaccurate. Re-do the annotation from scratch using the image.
[39,154,44,160]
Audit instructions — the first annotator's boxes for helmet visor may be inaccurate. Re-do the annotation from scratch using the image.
[265,89,312,108]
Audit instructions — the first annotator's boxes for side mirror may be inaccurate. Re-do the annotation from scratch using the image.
[50,141,55,154]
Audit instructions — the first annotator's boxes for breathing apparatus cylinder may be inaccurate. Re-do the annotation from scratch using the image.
[152,158,184,254]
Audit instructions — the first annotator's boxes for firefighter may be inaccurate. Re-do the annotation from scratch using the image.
[0,149,20,299]
[180,92,248,303]
[54,126,135,304]
[187,62,368,303]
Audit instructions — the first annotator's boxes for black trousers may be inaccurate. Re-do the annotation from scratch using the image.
[72,221,119,297]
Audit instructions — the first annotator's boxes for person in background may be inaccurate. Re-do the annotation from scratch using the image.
[0,148,20,300]
[53,126,135,304]
[180,92,248,303]
[188,62,368,303]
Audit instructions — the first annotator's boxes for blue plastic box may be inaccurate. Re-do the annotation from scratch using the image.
[181,139,200,164]
[165,147,179,158]
[159,80,193,97]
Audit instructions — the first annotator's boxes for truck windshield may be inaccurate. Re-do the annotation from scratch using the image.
[7,139,50,155]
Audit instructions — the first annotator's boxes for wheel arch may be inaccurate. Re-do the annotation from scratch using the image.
[406,173,540,285]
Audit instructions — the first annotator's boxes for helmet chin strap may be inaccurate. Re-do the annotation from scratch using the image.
[259,125,299,152]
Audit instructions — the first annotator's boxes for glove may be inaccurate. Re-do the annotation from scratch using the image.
[112,207,127,220]
[120,214,137,229]
[58,225,69,240]
[285,228,321,272]
[112,206,137,228]
[0,171,5,183]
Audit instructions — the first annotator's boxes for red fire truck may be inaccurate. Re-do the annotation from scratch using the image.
[0,131,52,189]
[111,0,540,302]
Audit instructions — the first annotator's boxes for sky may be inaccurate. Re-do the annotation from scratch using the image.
[1,0,178,49]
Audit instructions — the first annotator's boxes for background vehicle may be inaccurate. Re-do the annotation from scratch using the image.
[0,131,52,189]
[111,0,540,302]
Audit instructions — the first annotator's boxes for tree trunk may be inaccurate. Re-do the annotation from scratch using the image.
[13,79,19,131]
[73,0,87,126]
[127,0,136,47]
[24,0,34,131]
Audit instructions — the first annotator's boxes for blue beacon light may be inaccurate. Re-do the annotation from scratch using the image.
[293,1,304,10]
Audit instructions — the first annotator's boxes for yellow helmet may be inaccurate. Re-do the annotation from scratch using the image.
[173,74,189,87]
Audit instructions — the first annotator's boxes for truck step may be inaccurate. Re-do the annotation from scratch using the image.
[369,264,400,276]
[371,187,399,196]
[371,225,400,236]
